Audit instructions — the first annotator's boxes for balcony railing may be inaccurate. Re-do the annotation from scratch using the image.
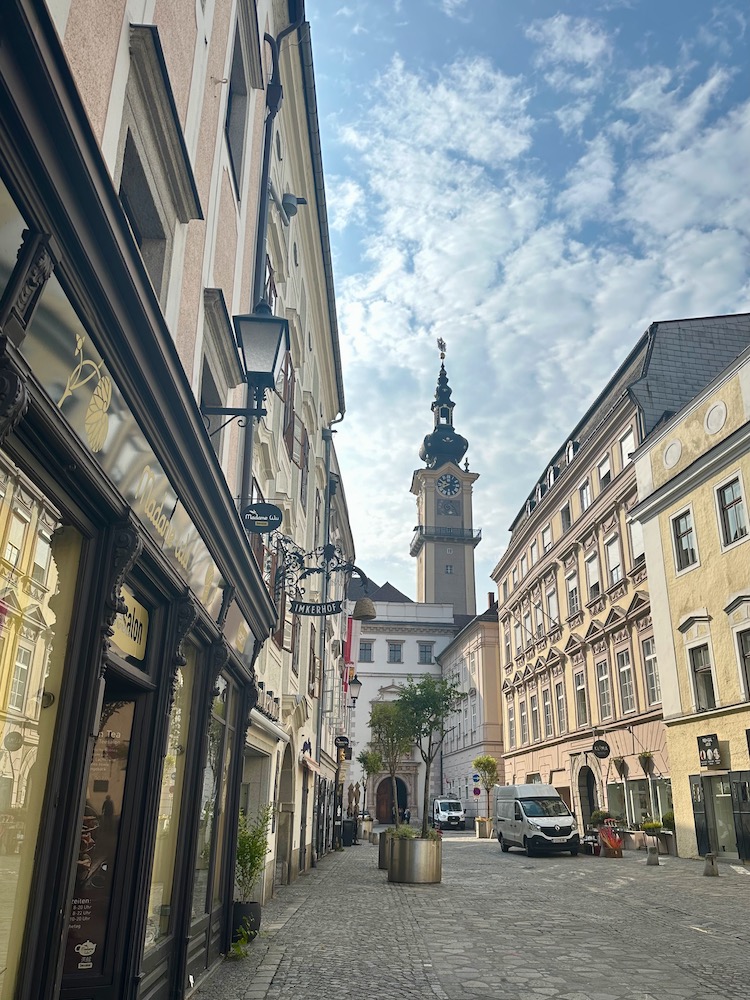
[410,525,482,556]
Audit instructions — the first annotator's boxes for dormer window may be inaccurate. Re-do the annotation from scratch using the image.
[566,440,579,463]
[546,466,559,488]
[536,482,547,501]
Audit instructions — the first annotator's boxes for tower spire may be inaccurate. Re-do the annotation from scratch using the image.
[418,339,468,469]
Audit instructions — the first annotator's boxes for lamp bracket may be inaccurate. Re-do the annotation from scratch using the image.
[270,533,367,601]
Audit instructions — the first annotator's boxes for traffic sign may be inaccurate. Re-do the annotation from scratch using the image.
[472,773,480,783]
[472,787,481,795]
[334,735,349,748]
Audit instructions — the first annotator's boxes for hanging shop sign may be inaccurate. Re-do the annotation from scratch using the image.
[241,502,283,534]
[290,599,342,617]
[592,739,611,759]
[334,736,350,748]
[697,733,721,768]
[112,586,149,662]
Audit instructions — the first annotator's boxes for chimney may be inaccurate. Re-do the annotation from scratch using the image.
[488,592,494,609]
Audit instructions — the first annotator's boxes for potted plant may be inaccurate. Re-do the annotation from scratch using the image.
[612,756,627,777]
[388,675,462,884]
[638,750,654,775]
[356,747,383,840]
[233,804,273,943]
[472,754,499,839]
[599,826,623,858]
[590,808,613,827]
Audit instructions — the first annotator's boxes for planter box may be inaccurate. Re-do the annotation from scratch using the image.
[602,846,623,859]
[475,818,493,839]
[388,837,442,884]
[232,901,261,942]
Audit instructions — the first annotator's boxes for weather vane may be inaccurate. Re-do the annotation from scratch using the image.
[437,337,446,360]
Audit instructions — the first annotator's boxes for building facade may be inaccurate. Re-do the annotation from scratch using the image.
[0,2,349,999]
[633,334,750,861]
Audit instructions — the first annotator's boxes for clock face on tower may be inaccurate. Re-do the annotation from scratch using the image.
[436,473,461,497]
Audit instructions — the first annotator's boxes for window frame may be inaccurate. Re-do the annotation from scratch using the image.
[507,700,516,749]
[387,641,404,664]
[541,524,552,553]
[358,640,374,663]
[530,539,538,565]
[555,679,568,733]
[542,687,554,737]
[642,636,661,705]
[519,699,529,745]
[418,642,434,665]
[566,571,580,618]
[530,693,540,742]
[560,501,572,534]
[616,647,637,714]
[620,427,636,468]
[671,505,700,575]
[714,471,749,551]
[585,552,600,601]
[604,534,622,587]
[736,627,750,702]
[596,658,613,720]
[687,641,718,712]
[598,454,611,490]
[579,479,591,513]
[574,669,588,728]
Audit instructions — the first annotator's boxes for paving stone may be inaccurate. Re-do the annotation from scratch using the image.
[194,831,750,1000]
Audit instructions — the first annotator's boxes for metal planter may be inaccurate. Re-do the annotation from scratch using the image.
[388,837,442,884]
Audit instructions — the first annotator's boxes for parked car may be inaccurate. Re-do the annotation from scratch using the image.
[430,798,466,830]
[494,784,579,856]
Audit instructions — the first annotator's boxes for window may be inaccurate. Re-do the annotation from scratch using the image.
[689,644,716,711]
[418,643,433,665]
[530,694,540,741]
[514,622,523,655]
[290,614,301,676]
[585,553,600,600]
[598,455,611,489]
[533,600,544,638]
[630,519,645,565]
[542,525,552,553]
[555,680,567,733]
[225,28,249,192]
[672,510,697,571]
[507,702,516,749]
[738,630,750,701]
[520,554,528,577]
[574,670,588,727]
[546,587,559,627]
[560,503,572,533]
[519,701,528,744]
[717,478,748,546]
[387,642,403,664]
[32,534,52,585]
[620,428,635,467]
[308,622,318,697]
[502,579,508,601]
[359,640,373,663]
[445,564,454,575]
[642,637,661,705]
[579,480,591,512]
[504,624,511,665]
[512,567,518,587]
[530,540,538,565]
[8,646,32,711]
[523,611,532,648]
[596,660,613,720]
[566,573,580,618]
[471,698,477,734]
[542,688,553,737]
[4,513,26,566]
[616,648,636,713]
[605,536,622,585]
[299,428,310,510]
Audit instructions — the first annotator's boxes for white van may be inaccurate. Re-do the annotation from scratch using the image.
[494,784,579,856]
[430,797,466,831]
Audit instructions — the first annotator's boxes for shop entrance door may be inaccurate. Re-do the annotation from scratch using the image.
[689,775,710,856]
[730,770,750,861]
[60,676,152,1000]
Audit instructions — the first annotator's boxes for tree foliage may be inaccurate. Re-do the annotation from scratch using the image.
[397,675,463,837]
[472,754,499,819]
[369,702,412,825]
[356,747,383,816]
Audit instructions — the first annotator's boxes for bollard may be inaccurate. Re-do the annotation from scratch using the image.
[372,832,379,845]
[646,845,660,866]
[703,852,720,877]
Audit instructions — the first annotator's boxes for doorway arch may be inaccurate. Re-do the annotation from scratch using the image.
[276,744,294,884]
[375,777,407,823]
[577,765,599,829]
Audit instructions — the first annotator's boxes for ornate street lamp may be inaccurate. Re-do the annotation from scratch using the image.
[348,674,362,706]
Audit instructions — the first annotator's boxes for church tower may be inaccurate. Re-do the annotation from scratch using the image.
[410,342,480,615]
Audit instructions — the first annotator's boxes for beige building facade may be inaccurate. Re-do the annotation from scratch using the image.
[633,336,750,861]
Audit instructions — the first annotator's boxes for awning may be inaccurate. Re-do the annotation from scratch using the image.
[300,754,320,774]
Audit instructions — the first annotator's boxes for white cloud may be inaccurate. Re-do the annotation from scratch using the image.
[327,176,367,232]
[440,0,469,18]
[556,135,615,226]
[526,14,612,93]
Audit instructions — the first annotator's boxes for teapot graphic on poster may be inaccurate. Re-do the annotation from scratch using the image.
[74,940,97,970]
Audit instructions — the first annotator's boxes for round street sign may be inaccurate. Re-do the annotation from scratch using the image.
[592,739,611,759]
[334,736,349,748]
[472,787,481,795]
[241,502,283,534]
[472,773,480,783]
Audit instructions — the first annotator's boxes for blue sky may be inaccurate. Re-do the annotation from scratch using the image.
[307,0,750,601]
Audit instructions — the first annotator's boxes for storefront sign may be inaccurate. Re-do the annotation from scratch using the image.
[697,733,721,768]
[241,502,283,534]
[334,736,349,748]
[290,599,342,617]
[592,739,611,759]
[112,586,149,661]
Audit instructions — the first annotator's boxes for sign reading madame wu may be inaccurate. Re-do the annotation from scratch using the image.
[290,599,343,617]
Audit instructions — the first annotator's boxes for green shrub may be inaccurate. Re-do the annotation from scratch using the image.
[661,810,675,831]
[642,820,663,834]
[590,809,613,826]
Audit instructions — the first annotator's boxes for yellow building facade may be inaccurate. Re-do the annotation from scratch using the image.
[633,347,750,861]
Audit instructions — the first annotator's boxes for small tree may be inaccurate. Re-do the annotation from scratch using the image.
[369,702,411,826]
[472,754,499,819]
[356,747,383,817]
[397,675,463,837]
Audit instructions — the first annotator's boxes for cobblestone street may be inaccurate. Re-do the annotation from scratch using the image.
[197,832,750,1000]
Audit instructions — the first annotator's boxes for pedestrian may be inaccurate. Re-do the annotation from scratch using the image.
[404,807,411,825]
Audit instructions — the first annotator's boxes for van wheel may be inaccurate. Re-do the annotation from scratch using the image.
[499,835,509,852]
[570,848,579,856]
[524,838,535,857]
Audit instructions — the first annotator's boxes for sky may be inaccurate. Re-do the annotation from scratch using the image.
[306,0,750,602]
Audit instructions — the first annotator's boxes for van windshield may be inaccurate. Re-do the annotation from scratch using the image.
[521,798,571,818]
[440,801,462,811]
